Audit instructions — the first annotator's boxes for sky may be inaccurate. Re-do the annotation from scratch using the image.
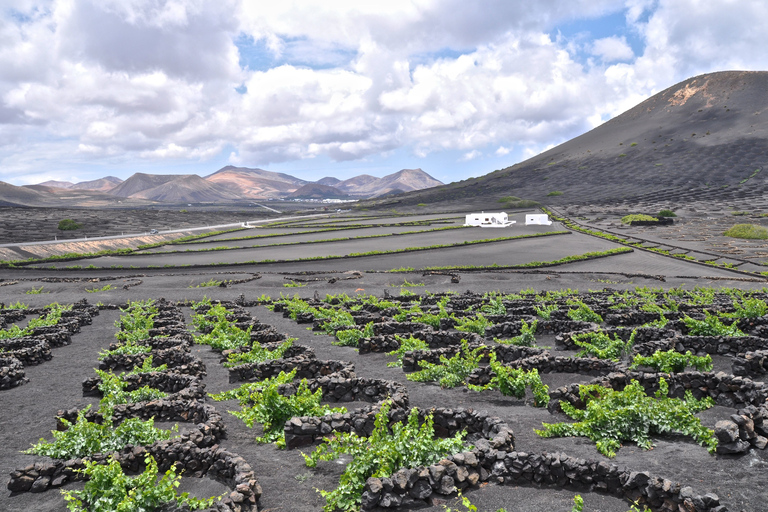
[1,0,768,187]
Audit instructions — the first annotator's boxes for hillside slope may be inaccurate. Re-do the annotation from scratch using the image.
[375,71,768,208]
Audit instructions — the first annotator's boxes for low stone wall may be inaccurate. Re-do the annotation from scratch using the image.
[281,376,408,410]
[604,311,686,326]
[373,321,434,336]
[7,437,260,512]
[0,338,52,366]
[284,405,515,453]
[555,327,675,350]
[0,356,27,389]
[401,344,545,373]
[548,371,768,412]
[359,331,483,354]
[732,349,768,377]
[486,319,593,338]
[228,354,355,383]
[362,449,725,512]
[57,399,225,440]
[467,355,623,387]
[98,346,207,376]
[670,335,768,357]
[82,371,206,398]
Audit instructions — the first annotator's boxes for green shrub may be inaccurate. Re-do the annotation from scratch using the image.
[572,329,635,361]
[387,335,429,367]
[468,354,549,406]
[95,370,168,407]
[304,401,467,512]
[621,214,657,224]
[61,454,218,512]
[566,299,603,323]
[25,405,174,459]
[227,375,345,447]
[534,303,558,320]
[58,219,81,230]
[333,322,375,347]
[223,339,294,367]
[547,191,563,196]
[455,313,492,335]
[629,350,713,373]
[536,378,716,457]
[407,340,484,388]
[725,297,768,319]
[493,319,538,347]
[723,223,768,239]
[658,209,677,217]
[682,312,744,336]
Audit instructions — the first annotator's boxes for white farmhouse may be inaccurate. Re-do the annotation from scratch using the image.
[464,212,515,228]
[525,214,552,226]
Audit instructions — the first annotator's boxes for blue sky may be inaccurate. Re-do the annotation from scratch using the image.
[1,0,767,187]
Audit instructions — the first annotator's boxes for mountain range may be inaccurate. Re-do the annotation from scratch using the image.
[5,70,768,210]
[0,167,442,207]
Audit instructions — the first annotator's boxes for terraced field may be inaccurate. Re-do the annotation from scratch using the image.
[3,208,768,512]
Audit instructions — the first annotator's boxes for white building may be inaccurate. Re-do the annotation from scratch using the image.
[525,214,552,226]
[464,212,515,228]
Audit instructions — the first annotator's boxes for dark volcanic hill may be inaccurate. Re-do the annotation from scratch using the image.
[377,71,768,208]
[204,166,307,199]
[288,183,349,199]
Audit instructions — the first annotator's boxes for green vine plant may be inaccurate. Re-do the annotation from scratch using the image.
[682,312,745,337]
[213,369,345,447]
[407,340,484,388]
[566,299,603,323]
[95,370,168,407]
[534,303,558,319]
[536,377,717,458]
[333,322,375,347]
[571,329,636,361]
[303,401,468,512]
[467,354,549,406]
[493,319,538,346]
[723,296,768,319]
[0,303,71,340]
[223,339,294,367]
[209,369,296,402]
[125,355,168,374]
[386,335,428,367]
[455,313,492,335]
[61,454,220,512]
[25,405,175,459]
[629,350,713,373]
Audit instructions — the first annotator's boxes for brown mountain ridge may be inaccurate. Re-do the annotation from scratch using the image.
[7,167,442,206]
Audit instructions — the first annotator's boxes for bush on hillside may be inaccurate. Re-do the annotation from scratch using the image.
[58,219,82,231]
[723,223,768,240]
[658,209,677,217]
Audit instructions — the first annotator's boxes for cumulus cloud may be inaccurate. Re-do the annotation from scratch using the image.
[591,36,634,62]
[1,0,768,184]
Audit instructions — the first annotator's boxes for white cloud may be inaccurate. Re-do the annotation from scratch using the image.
[591,36,634,62]
[1,0,768,185]
[461,150,482,161]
